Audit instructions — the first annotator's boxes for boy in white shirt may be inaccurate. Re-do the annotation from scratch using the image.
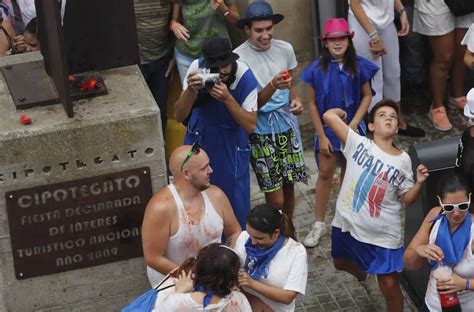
[323,99,429,312]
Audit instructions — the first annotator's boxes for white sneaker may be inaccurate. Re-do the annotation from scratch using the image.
[303,223,326,248]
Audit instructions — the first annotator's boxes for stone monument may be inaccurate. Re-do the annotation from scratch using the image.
[0,1,166,310]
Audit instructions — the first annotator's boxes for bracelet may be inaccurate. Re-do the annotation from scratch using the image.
[224,10,230,17]
[270,79,277,89]
[368,30,379,38]
[467,278,470,290]
[399,7,407,15]
[169,19,177,32]
[370,37,383,45]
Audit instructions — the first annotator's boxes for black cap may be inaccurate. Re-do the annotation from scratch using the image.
[201,38,239,68]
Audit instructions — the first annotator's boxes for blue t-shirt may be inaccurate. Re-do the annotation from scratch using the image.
[300,56,379,152]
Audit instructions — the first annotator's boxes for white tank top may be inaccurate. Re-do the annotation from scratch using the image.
[146,184,224,286]
[425,220,474,312]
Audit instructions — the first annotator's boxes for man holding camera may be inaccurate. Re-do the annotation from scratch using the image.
[234,1,307,219]
[174,37,258,228]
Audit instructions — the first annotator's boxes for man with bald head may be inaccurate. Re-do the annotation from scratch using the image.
[142,144,241,287]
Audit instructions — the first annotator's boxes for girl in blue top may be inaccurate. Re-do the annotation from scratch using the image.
[300,18,379,248]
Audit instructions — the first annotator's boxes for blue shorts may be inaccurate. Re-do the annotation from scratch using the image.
[331,227,405,275]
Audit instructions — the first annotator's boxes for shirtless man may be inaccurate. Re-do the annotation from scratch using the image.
[142,144,241,286]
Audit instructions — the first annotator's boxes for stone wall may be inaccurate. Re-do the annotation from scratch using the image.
[0,52,167,311]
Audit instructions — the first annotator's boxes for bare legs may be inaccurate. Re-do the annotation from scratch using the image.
[377,273,404,312]
[429,32,455,108]
[264,184,295,219]
[333,259,404,312]
[333,259,367,281]
[451,28,468,99]
[314,153,346,223]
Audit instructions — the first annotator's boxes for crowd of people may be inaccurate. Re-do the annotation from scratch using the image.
[135,0,474,311]
[0,0,62,55]
[1,0,473,311]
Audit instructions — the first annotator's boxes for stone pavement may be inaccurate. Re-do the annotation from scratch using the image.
[249,104,471,311]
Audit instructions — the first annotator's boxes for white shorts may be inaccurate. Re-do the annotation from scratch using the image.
[414,9,474,36]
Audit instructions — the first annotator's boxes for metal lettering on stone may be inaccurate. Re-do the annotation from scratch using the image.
[5,167,152,279]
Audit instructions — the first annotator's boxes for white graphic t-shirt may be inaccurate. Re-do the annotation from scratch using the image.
[332,129,414,249]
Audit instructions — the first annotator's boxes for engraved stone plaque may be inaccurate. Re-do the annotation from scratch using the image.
[5,167,152,279]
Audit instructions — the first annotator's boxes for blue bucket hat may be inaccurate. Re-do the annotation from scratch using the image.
[236,1,284,29]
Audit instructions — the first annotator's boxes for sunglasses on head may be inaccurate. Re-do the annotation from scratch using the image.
[437,193,471,213]
[181,142,201,170]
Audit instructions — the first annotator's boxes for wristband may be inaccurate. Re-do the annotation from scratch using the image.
[224,10,230,17]
[270,79,277,89]
[399,7,407,15]
[169,19,177,32]
[370,37,382,45]
[467,278,470,290]
[368,30,379,38]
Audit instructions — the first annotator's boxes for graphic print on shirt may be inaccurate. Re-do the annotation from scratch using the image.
[350,142,406,218]
[368,171,388,217]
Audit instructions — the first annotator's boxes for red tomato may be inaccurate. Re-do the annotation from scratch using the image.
[281,71,291,80]
[80,79,98,91]
[20,114,32,125]
[86,79,97,90]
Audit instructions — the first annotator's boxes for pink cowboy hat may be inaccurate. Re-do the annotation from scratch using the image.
[319,18,354,40]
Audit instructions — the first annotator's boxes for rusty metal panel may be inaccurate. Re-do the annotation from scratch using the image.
[1,61,108,110]
[1,61,59,109]
[63,0,139,74]
[36,0,74,117]
[5,167,152,279]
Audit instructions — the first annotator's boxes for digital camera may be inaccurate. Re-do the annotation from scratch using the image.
[197,68,220,90]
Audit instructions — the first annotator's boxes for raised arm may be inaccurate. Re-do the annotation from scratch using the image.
[174,71,201,122]
[209,81,257,133]
[141,191,179,275]
[222,93,257,133]
[211,1,240,24]
[399,164,429,206]
[257,70,292,108]
[322,108,350,145]
[404,207,444,270]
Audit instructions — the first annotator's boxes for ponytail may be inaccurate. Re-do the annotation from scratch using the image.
[281,211,296,241]
[247,204,297,241]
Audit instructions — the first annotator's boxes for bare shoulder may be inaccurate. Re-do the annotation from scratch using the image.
[425,207,442,222]
[204,185,228,202]
[204,185,232,217]
[143,186,175,221]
